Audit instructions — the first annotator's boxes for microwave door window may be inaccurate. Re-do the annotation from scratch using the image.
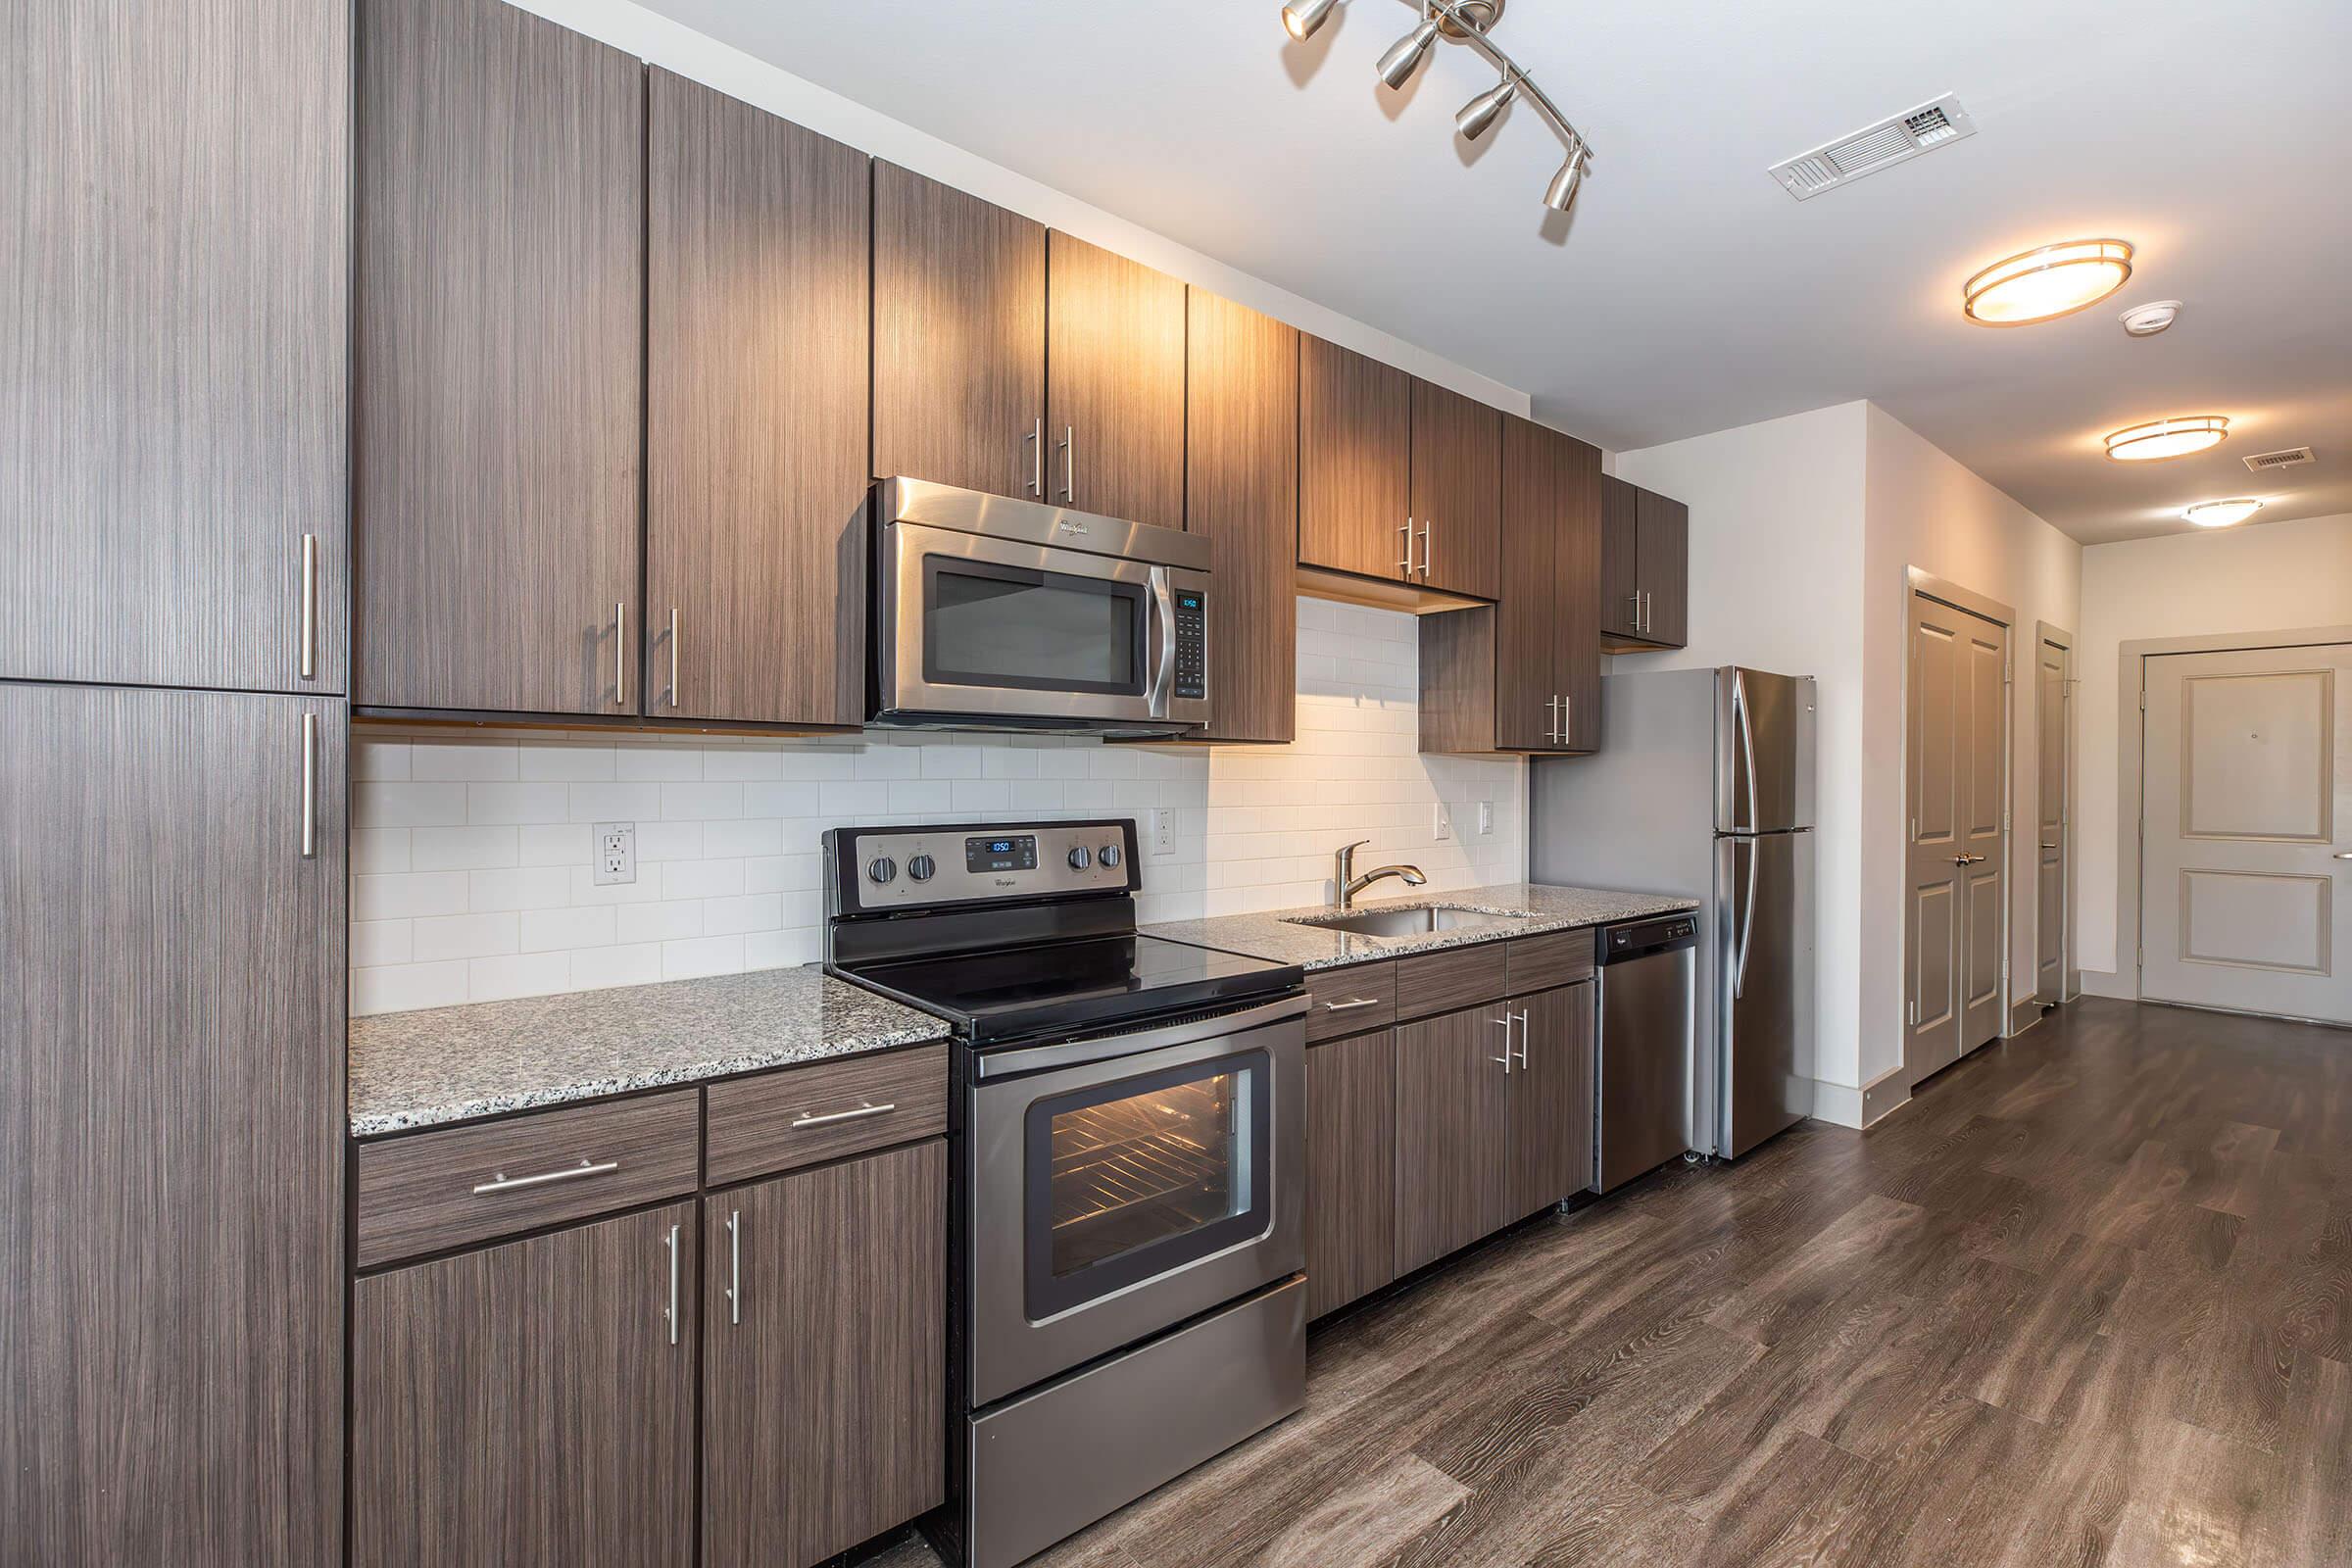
[924,559,1146,696]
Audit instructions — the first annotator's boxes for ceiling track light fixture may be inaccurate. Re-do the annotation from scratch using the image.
[2104,416,2230,463]
[1281,0,1597,216]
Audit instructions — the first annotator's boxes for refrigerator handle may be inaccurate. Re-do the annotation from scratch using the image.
[1731,668,1759,835]
[1734,836,1758,1001]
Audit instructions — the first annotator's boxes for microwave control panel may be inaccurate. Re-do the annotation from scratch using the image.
[1172,589,1205,702]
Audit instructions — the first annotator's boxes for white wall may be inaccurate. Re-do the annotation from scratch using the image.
[351,599,1526,1014]
[2075,511,2352,977]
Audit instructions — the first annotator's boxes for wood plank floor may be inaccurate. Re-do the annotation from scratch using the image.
[874,999,2352,1568]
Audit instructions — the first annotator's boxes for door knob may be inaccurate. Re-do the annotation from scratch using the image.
[1950,854,1987,865]
[2040,842,2059,851]
[2335,852,2352,860]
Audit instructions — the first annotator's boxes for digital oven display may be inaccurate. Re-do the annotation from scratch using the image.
[965,834,1038,873]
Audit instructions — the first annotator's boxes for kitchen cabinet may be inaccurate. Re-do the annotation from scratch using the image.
[1305,1030,1398,1318]
[703,1142,946,1568]
[1184,289,1299,744]
[872,163,1047,501]
[3,0,347,696]
[646,70,870,728]
[1047,231,1187,530]
[2,684,345,1568]
[1298,336,1413,583]
[1393,1005,1512,1275]
[1409,378,1502,599]
[1505,984,1595,1218]
[1599,475,1689,649]
[351,1202,699,1568]
[1419,416,1602,754]
[356,0,645,716]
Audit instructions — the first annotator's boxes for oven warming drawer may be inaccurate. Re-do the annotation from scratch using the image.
[963,1274,1305,1568]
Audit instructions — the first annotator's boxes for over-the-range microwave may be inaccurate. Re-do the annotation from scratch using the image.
[870,477,1212,736]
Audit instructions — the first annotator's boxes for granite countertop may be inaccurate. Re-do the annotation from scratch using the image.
[1143,882,1699,971]
[347,966,952,1138]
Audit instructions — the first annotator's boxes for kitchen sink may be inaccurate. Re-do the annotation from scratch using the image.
[1285,905,1534,938]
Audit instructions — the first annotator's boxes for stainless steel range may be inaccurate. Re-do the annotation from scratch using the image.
[823,818,1307,1568]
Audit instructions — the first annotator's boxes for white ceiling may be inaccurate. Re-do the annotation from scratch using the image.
[638,0,2352,546]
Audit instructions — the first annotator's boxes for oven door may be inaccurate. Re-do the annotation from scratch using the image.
[967,997,1304,1407]
[878,520,1207,729]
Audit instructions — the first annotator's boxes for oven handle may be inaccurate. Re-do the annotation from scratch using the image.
[1146,564,1176,720]
[969,993,1309,1081]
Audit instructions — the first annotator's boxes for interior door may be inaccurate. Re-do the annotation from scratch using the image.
[2140,644,2352,1023]
[2035,634,2073,1002]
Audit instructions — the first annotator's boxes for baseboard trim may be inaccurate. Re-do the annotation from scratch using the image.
[2079,968,2135,1001]
[2007,997,2043,1037]
[1812,1065,1911,1131]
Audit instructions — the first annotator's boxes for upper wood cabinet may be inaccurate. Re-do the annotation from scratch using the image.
[1599,475,1689,650]
[872,164,1046,501]
[3,685,345,1568]
[646,71,869,728]
[1298,336,1412,582]
[1047,232,1186,529]
[1419,416,1601,755]
[1184,290,1298,745]
[3,0,348,696]
[1409,379,1501,599]
[356,0,644,716]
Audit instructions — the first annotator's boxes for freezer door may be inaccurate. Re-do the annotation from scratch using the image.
[1714,669,1817,834]
[1714,830,1815,1157]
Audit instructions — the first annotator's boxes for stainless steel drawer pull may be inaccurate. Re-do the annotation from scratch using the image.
[1398,520,1414,576]
[1513,1008,1531,1070]
[1418,521,1433,579]
[299,711,318,859]
[470,1157,618,1196]
[1026,417,1044,495]
[615,601,628,709]
[299,532,318,680]
[1061,424,1075,500]
[1320,997,1384,1012]
[662,1222,680,1348]
[1492,1012,1513,1073]
[724,1209,742,1327]
[789,1101,897,1130]
[667,607,679,709]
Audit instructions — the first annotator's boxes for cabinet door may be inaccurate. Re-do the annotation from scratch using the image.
[1638,488,1690,648]
[356,0,644,716]
[2,685,344,1568]
[1048,232,1186,530]
[1599,475,1642,639]
[1298,336,1411,582]
[1410,379,1502,599]
[647,72,869,727]
[873,163,1046,501]
[352,1202,698,1568]
[1186,290,1298,745]
[1493,416,1564,751]
[3,0,347,695]
[1305,1030,1397,1318]
[1393,1005,1511,1275]
[1506,983,1595,1220]
[704,1142,946,1568]
[1556,435,1605,750]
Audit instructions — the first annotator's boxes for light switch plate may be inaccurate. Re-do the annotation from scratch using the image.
[1433,804,1453,842]
[593,821,636,885]
[1477,800,1494,836]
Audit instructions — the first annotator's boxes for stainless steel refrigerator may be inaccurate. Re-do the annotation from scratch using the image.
[1531,666,1816,1159]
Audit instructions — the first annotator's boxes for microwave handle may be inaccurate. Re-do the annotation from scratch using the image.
[1146,564,1176,719]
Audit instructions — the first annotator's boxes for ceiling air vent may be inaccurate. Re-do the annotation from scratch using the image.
[2243,446,2316,471]
[1769,94,1978,200]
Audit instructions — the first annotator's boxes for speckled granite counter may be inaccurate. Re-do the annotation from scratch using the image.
[1143,883,1698,971]
[348,966,952,1137]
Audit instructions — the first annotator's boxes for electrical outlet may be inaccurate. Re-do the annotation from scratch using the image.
[1433,804,1453,842]
[593,821,636,886]
[1149,807,1175,857]
[1477,800,1494,836]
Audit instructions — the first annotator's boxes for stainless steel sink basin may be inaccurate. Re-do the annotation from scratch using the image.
[1284,905,1533,938]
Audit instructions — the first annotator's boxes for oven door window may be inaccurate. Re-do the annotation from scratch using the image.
[923,556,1147,698]
[1023,1051,1271,1320]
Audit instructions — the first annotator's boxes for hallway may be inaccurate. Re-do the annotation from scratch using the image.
[889,998,2351,1566]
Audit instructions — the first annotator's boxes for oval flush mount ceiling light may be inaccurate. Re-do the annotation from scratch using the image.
[1962,238,2133,326]
[2105,415,2229,462]
[2182,498,2265,527]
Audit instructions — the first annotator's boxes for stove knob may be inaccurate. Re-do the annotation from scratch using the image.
[1098,844,1123,868]
[1067,846,1093,870]
[906,854,936,882]
[865,856,898,885]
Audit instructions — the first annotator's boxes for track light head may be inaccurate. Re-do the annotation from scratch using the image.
[1454,74,1517,140]
[1376,15,1442,90]
[1281,0,1338,41]
[1542,139,1588,213]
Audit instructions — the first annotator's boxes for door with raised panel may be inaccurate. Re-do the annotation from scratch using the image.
[1298,335,1412,582]
[872,163,1046,501]
[1047,231,1186,530]
[646,71,868,728]
[2034,633,2073,1002]
[1505,984,1593,1220]
[356,0,644,716]
[2140,644,2352,1023]
[1409,378,1501,599]
[3,0,349,696]
[1393,1005,1511,1274]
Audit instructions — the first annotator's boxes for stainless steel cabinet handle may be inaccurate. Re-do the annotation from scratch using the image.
[1398,520,1414,576]
[1492,1012,1513,1072]
[1562,694,1574,745]
[724,1209,742,1327]
[614,602,627,709]
[1546,694,1560,745]
[662,1222,680,1348]
[300,711,318,858]
[1419,521,1432,580]
[789,1101,897,1130]
[1060,424,1075,500]
[299,533,318,680]
[1026,417,1044,495]
[667,607,680,709]
[1512,1008,1530,1070]
[470,1157,618,1196]
[1320,997,1384,1012]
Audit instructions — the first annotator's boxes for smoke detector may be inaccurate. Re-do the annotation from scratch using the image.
[2120,301,2181,337]
[1768,94,1977,200]
[2243,446,2316,472]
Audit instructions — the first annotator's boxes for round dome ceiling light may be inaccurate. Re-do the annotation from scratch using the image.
[1962,238,2133,326]
[2182,498,2265,528]
[2120,300,2181,336]
[2105,416,2229,462]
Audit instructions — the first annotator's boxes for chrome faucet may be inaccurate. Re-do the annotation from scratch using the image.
[1333,839,1427,910]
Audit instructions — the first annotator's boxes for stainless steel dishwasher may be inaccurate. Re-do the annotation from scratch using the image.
[1592,913,1698,1193]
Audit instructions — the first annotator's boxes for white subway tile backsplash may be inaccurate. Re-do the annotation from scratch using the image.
[354,781,466,829]
[412,911,519,963]
[466,782,568,825]
[410,825,519,873]
[467,951,571,1003]
[662,934,745,980]
[353,871,468,921]
[350,828,411,876]
[411,741,520,782]
[467,865,572,913]
[661,858,745,901]
[616,900,707,945]
[518,905,617,954]
[567,943,663,992]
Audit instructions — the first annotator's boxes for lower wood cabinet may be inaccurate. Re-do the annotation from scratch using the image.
[703,1140,946,1568]
[1305,1030,1398,1318]
[351,1201,700,1568]
[1507,984,1595,1218]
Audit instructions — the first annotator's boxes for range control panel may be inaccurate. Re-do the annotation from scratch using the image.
[829,819,1139,913]
[1172,589,1206,703]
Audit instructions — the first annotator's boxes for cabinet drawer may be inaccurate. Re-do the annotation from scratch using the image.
[1396,942,1510,1021]
[1304,961,1396,1043]
[1507,928,1594,994]
[356,1089,700,1268]
[706,1044,948,1187]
